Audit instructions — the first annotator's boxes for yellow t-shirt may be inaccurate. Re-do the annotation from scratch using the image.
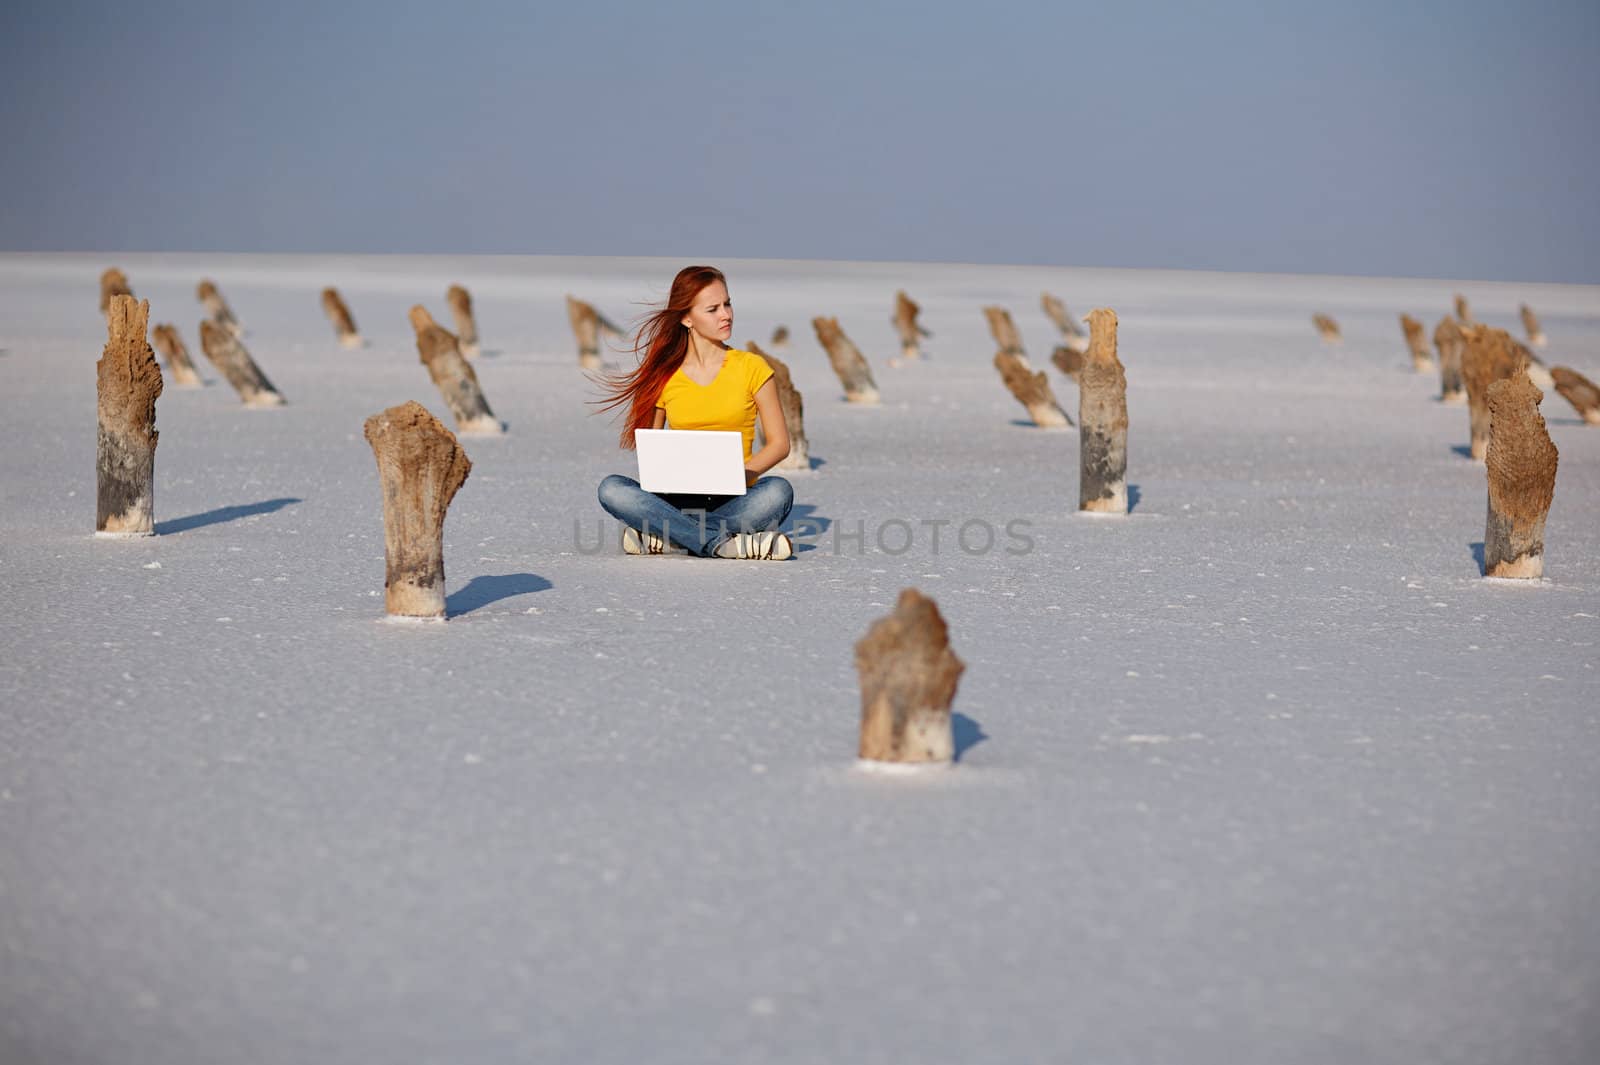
[654,348,775,462]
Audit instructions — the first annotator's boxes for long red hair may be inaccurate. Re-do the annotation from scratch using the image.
[594,265,727,449]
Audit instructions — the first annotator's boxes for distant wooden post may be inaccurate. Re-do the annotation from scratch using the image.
[447,284,480,358]
[770,325,790,351]
[1454,294,1475,324]
[363,401,473,618]
[1520,304,1547,348]
[1399,314,1433,372]
[566,296,606,370]
[855,589,965,767]
[321,288,364,348]
[994,352,1071,428]
[1434,316,1466,404]
[1312,314,1342,344]
[748,340,809,470]
[892,290,929,362]
[1460,325,1527,461]
[199,320,285,407]
[197,279,243,338]
[1042,292,1089,354]
[96,296,163,536]
[1079,308,1129,513]
[1483,374,1558,579]
[983,306,1028,362]
[1051,346,1084,382]
[811,317,880,404]
[99,268,132,317]
[1512,338,1556,391]
[1551,366,1600,425]
[150,323,203,388]
[409,306,501,434]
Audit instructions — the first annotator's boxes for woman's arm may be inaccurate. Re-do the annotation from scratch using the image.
[745,379,790,483]
[652,408,667,429]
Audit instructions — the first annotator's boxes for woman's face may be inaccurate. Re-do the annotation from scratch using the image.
[681,280,733,343]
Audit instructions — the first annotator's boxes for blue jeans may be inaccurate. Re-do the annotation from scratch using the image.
[597,475,794,557]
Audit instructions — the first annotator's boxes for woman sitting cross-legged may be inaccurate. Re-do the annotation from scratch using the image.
[595,265,794,560]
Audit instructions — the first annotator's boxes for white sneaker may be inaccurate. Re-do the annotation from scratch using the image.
[714,531,793,560]
[621,527,667,555]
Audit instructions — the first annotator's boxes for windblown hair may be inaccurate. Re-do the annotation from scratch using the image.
[595,265,726,449]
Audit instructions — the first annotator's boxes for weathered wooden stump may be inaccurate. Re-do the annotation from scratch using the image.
[1551,366,1600,425]
[99,268,132,317]
[363,401,473,618]
[1454,293,1475,324]
[1434,316,1466,404]
[1483,374,1558,579]
[1460,325,1527,462]
[748,340,809,470]
[565,296,608,370]
[1520,303,1547,348]
[982,306,1028,363]
[96,297,163,536]
[1051,345,1084,382]
[855,589,965,767]
[994,351,1071,428]
[197,279,243,338]
[892,290,929,362]
[321,287,364,348]
[447,284,480,358]
[1079,308,1129,514]
[812,317,880,404]
[1042,292,1089,354]
[1512,338,1556,390]
[1312,314,1342,344]
[150,323,203,388]
[199,320,285,407]
[410,306,501,434]
[770,324,790,351]
[1400,313,1433,372]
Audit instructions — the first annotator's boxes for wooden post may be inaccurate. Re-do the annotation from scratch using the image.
[1520,304,1547,348]
[1051,345,1084,382]
[96,296,163,537]
[855,589,965,767]
[447,284,480,358]
[994,351,1071,428]
[566,295,605,370]
[99,268,132,317]
[1042,292,1089,354]
[1460,325,1527,461]
[1483,374,1558,579]
[1454,294,1475,324]
[1400,314,1433,372]
[321,287,364,349]
[1079,308,1129,513]
[1551,366,1600,425]
[150,323,203,388]
[1312,314,1342,344]
[197,279,243,338]
[410,306,501,434]
[1434,316,1466,404]
[363,401,472,618]
[811,317,880,404]
[748,340,809,470]
[770,325,790,351]
[983,306,1028,363]
[199,320,285,407]
[892,290,929,362]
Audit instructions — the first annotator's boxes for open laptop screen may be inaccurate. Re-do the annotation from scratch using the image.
[634,429,747,496]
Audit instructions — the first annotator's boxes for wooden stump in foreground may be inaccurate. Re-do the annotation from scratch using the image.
[199,321,285,407]
[1434,316,1466,404]
[856,589,965,766]
[97,296,163,536]
[1483,374,1557,579]
[1312,314,1342,344]
[994,351,1071,428]
[748,340,809,470]
[322,287,364,349]
[447,284,480,358]
[1042,292,1089,354]
[410,306,501,434]
[99,268,132,317]
[1079,307,1129,514]
[363,401,472,618]
[1460,325,1527,462]
[1520,304,1547,348]
[892,290,928,362]
[197,279,243,338]
[1551,367,1600,425]
[812,317,880,404]
[151,323,203,388]
[1400,314,1433,373]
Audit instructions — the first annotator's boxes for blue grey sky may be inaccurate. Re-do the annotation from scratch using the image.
[3,0,1597,281]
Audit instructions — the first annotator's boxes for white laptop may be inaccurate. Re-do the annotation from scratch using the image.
[635,429,747,496]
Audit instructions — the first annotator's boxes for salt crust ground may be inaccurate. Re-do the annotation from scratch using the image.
[1,254,1597,1065]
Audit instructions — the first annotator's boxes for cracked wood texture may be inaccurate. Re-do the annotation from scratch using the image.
[1483,374,1558,579]
[97,296,163,534]
[363,401,472,617]
[1079,308,1129,513]
[1460,325,1526,461]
